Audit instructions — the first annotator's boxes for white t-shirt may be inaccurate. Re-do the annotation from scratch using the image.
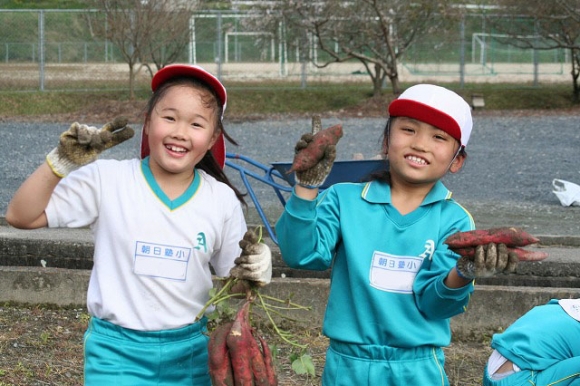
[46,158,246,331]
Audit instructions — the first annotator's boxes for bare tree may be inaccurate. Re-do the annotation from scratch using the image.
[243,0,456,96]
[87,0,199,99]
[482,0,580,101]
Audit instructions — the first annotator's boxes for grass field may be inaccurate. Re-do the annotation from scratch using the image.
[0,76,579,122]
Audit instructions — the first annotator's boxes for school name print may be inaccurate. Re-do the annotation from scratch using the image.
[369,251,422,294]
[133,240,193,281]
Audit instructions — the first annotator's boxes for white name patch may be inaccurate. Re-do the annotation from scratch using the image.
[369,251,422,294]
[134,241,191,281]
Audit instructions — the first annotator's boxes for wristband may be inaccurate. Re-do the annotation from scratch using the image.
[455,265,475,281]
[296,182,320,190]
[46,147,79,178]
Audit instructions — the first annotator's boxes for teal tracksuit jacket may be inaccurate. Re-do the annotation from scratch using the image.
[275,180,475,385]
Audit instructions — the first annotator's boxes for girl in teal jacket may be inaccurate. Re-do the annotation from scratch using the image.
[276,84,513,385]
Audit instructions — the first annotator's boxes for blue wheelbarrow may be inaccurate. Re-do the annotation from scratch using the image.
[225,152,386,244]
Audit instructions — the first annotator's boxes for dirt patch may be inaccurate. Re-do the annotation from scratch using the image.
[0,304,491,385]
[0,99,148,125]
[73,100,148,124]
[4,95,580,126]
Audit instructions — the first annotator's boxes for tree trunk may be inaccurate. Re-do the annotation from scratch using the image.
[371,62,400,97]
[129,63,136,100]
[571,48,580,103]
[366,62,382,97]
[372,74,383,98]
[389,74,401,95]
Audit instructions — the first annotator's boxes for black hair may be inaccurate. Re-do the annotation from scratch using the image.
[143,75,246,206]
[365,117,467,185]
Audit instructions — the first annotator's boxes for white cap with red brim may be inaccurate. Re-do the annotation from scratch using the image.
[388,84,473,148]
[140,64,227,168]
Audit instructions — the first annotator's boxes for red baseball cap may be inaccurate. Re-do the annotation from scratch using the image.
[140,64,227,168]
[388,84,472,148]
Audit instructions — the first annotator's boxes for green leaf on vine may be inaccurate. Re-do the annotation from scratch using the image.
[291,354,315,376]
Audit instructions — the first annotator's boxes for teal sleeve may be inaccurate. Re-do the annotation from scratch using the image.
[275,189,337,271]
[413,212,475,319]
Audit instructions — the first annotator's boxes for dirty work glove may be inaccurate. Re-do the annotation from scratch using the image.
[293,116,336,189]
[46,117,134,178]
[294,138,336,189]
[229,227,272,287]
[455,243,518,280]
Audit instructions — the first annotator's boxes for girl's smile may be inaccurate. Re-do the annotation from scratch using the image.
[165,144,188,154]
[405,154,429,166]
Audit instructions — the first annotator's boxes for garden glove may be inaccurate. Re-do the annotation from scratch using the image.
[455,243,518,281]
[291,115,341,189]
[230,227,272,287]
[46,117,134,178]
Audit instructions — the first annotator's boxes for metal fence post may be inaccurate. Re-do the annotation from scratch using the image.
[216,11,222,79]
[38,10,45,91]
[189,14,196,64]
[533,21,539,87]
[460,15,465,88]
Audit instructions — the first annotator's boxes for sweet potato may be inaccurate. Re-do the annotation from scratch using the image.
[445,227,540,249]
[505,247,548,262]
[227,301,254,386]
[208,321,235,386]
[288,123,343,173]
[249,330,270,386]
[450,246,548,262]
[257,334,278,386]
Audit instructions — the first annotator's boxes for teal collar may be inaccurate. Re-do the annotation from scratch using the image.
[361,180,452,205]
[361,180,453,223]
[141,157,201,210]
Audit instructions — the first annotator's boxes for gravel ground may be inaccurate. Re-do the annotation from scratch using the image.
[2,113,580,235]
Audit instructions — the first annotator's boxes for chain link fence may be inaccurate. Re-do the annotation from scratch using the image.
[0,9,570,93]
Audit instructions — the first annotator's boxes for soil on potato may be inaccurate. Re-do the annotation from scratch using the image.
[0,304,492,386]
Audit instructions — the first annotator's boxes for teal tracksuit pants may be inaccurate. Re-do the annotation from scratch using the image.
[83,317,210,385]
[322,340,449,385]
